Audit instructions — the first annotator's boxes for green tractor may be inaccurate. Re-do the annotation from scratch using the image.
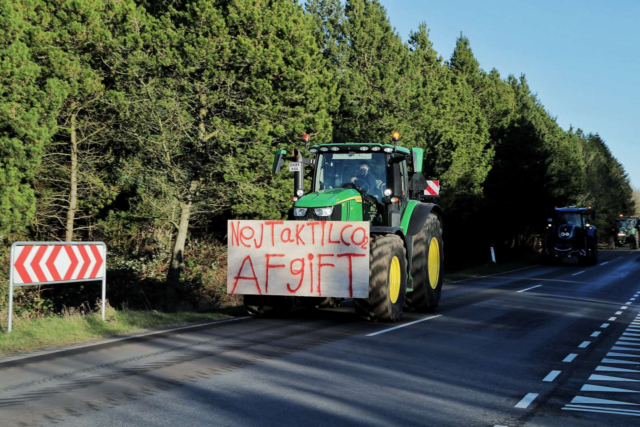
[242,133,444,322]
[613,215,639,249]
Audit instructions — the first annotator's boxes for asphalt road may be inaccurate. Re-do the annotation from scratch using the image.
[1,249,640,427]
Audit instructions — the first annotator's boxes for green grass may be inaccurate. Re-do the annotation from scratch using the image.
[444,254,540,283]
[0,307,229,356]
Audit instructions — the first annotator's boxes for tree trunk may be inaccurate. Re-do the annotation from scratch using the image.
[166,181,198,306]
[65,112,78,241]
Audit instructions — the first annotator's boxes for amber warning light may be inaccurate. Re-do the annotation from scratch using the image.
[391,132,401,141]
[302,134,310,143]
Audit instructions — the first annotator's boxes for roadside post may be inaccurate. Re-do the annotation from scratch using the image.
[6,242,107,333]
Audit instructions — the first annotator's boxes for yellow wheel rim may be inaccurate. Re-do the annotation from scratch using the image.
[428,237,440,289]
[389,256,401,304]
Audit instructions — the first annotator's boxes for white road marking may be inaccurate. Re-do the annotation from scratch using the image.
[565,405,640,415]
[366,315,442,337]
[581,384,640,393]
[517,284,542,293]
[572,271,585,276]
[591,331,601,337]
[609,352,640,358]
[623,332,640,337]
[564,353,578,362]
[619,337,640,342]
[596,366,640,373]
[601,323,610,328]
[601,262,609,265]
[543,370,561,382]
[625,303,632,306]
[609,317,618,321]
[632,298,637,301]
[579,341,591,348]
[0,316,249,366]
[515,393,539,409]
[571,395,639,405]
[602,358,640,364]
[616,311,623,315]
[589,374,640,382]
[613,346,640,352]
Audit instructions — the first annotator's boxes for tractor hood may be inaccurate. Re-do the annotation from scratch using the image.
[295,188,362,208]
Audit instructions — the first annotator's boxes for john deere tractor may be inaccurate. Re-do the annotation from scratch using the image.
[542,207,598,265]
[613,216,639,249]
[242,133,444,322]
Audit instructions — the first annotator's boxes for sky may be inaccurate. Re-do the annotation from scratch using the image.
[379,0,640,188]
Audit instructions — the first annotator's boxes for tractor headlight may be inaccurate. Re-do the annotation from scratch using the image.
[296,189,304,197]
[314,207,333,217]
[330,146,340,151]
[309,148,318,153]
[293,208,307,217]
[371,146,381,151]
[359,146,369,151]
[383,147,394,153]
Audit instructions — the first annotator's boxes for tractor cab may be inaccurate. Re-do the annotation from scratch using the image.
[272,133,432,231]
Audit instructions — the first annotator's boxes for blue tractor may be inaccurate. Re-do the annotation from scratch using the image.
[543,207,598,265]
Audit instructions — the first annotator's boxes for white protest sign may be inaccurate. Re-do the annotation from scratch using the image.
[227,220,370,298]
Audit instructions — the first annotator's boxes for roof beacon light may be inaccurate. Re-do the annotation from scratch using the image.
[302,134,311,143]
[391,132,401,142]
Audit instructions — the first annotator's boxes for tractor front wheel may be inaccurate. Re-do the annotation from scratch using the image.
[355,234,407,322]
[405,212,444,313]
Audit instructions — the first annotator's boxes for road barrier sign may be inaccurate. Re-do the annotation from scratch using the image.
[6,242,107,333]
[425,180,440,196]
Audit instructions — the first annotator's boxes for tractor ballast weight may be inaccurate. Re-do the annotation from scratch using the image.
[542,207,598,265]
[232,134,444,322]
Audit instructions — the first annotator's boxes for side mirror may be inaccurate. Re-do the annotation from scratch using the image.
[411,147,424,174]
[272,149,286,175]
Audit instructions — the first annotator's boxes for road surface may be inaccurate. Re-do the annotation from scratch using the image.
[1,250,639,427]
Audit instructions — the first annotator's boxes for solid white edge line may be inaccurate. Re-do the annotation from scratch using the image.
[515,393,539,409]
[517,284,543,293]
[543,370,561,382]
[366,315,442,337]
[0,316,249,365]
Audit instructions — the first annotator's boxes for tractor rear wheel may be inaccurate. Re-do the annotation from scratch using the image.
[355,234,407,322]
[244,295,294,317]
[405,212,444,313]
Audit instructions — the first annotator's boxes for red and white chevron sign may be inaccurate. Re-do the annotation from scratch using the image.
[425,180,440,196]
[12,244,105,285]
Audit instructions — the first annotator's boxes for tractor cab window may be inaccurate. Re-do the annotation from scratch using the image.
[557,213,583,227]
[616,219,629,230]
[314,152,388,201]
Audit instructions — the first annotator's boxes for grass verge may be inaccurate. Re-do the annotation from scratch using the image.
[0,306,230,356]
[444,253,540,283]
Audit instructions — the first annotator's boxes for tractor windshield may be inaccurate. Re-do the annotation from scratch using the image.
[616,219,629,230]
[556,212,583,227]
[314,152,388,201]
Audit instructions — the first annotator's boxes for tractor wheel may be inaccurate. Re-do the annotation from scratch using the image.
[634,233,640,250]
[244,295,294,317]
[355,234,407,322]
[405,212,444,313]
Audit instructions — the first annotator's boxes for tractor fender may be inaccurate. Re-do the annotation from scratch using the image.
[406,203,443,237]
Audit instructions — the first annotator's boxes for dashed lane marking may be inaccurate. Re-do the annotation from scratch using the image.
[564,353,578,362]
[579,341,591,348]
[366,315,442,337]
[610,317,618,321]
[515,393,539,409]
[517,284,542,293]
[601,323,610,328]
[591,331,601,337]
[543,370,561,382]
[616,311,623,315]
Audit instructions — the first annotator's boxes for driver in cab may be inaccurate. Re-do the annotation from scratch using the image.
[350,160,377,194]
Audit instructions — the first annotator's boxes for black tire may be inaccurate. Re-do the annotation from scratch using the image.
[244,295,294,317]
[633,233,639,250]
[355,234,407,322]
[405,212,444,313]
